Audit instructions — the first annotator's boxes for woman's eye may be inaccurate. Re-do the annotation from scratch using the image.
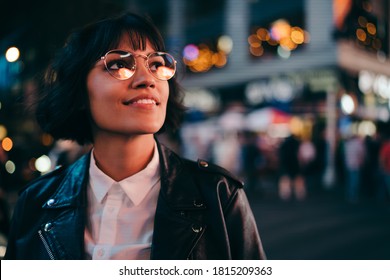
[149,59,165,71]
[108,60,131,70]
[107,60,135,70]
[149,62,163,71]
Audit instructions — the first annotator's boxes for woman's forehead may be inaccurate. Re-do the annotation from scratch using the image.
[114,33,159,51]
[116,40,155,53]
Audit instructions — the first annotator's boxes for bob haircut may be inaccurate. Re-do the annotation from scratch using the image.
[36,12,185,145]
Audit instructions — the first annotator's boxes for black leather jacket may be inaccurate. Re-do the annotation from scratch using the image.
[5,142,266,260]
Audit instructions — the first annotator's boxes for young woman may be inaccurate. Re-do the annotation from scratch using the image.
[5,13,266,260]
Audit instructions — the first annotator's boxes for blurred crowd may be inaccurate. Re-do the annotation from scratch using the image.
[177,108,390,205]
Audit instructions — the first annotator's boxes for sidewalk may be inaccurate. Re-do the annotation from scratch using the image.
[248,181,390,259]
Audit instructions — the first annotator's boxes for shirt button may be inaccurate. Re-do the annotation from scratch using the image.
[97,248,105,257]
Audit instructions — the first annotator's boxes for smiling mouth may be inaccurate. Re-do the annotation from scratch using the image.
[123,98,159,106]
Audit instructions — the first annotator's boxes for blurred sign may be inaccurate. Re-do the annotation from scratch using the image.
[358,70,390,99]
[184,88,221,112]
[245,78,296,105]
[245,69,338,106]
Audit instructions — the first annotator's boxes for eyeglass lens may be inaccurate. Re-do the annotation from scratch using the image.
[104,51,176,81]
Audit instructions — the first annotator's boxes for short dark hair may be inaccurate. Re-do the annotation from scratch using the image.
[36,12,185,145]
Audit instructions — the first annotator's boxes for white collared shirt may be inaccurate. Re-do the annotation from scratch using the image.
[84,144,161,259]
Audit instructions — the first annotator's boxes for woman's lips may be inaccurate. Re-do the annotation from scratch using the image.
[123,96,160,106]
[129,99,156,105]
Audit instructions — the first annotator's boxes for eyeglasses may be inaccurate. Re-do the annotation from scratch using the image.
[100,50,176,81]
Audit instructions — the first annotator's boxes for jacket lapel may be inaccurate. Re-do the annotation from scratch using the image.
[151,143,207,259]
[40,153,90,259]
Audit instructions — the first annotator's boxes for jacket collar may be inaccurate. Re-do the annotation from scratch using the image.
[43,154,90,209]
[157,142,206,210]
[45,141,206,211]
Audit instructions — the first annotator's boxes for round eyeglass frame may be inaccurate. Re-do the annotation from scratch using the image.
[100,50,177,81]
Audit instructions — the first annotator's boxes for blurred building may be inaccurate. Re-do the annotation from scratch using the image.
[165,0,390,186]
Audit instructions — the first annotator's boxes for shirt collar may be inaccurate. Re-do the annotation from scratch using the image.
[89,142,160,206]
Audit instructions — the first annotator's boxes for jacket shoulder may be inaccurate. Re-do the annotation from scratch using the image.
[184,158,244,188]
[18,152,89,198]
[181,158,245,215]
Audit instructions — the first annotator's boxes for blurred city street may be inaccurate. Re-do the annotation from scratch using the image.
[248,182,390,260]
[1,0,390,261]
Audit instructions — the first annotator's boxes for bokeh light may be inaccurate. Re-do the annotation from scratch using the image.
[1,137,13,151]
[217,35,233,54]
[35,155,52,173]
[270,19,291,41]
[358,120,376,136]
[256,28,270,41]
[277,46,291,59]
[341,93,356,115]
[0,125,7,140]
[183,43,228,73]
[356,28,367,41]
[5,160,16,174]
[248,19,308,58]
[5,47,20,63]
[183,44,199,61]
[366,23,376,35]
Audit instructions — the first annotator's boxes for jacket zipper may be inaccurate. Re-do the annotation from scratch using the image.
[38,230,55,260]
[186,226,206,260]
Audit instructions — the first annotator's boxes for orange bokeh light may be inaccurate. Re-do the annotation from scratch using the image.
[2,137,13,151]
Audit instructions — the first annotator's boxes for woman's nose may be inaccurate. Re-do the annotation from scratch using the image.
[130,59,155,89]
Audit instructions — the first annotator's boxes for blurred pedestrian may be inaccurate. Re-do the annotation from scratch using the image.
[343,134,365,203]
[240,131,263,194]
[278,133,306,201]
[379,134,390,201]
[311,124,327,189]
[362,134,381,198]
[298,136,316,192]
[5,13,265,260]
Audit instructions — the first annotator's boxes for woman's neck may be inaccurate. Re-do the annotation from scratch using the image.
[92,134,156,182]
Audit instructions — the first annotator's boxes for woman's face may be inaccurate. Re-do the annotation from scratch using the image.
[86,39,169,139]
